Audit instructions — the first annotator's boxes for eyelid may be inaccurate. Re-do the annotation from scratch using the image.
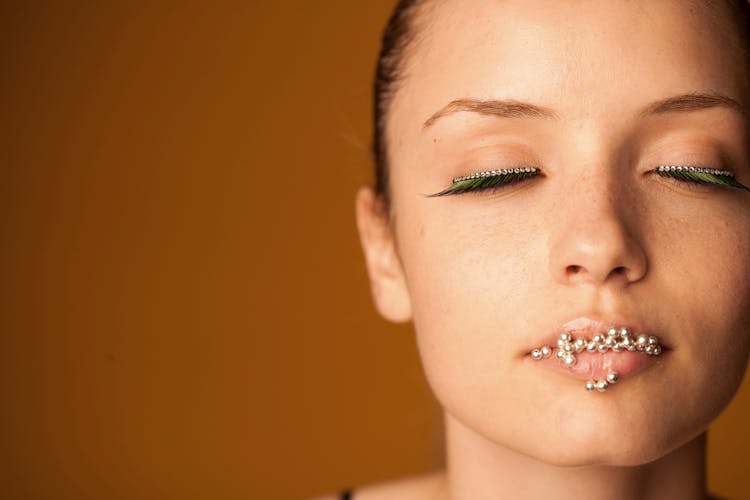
[653,165,750,191]
[428,167,540,197]
[451,166,539,183]
[654,165,734,176]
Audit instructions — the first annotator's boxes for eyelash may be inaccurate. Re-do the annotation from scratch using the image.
[429,165,750,197]
[654,165,750,191]
[429,167,540,197]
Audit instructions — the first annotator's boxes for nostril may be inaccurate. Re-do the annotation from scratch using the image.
[567,265,582,275]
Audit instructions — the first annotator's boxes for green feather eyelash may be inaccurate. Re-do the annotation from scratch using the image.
[429,167,540,197]
[428,165,750,197]
[654,165,750,191]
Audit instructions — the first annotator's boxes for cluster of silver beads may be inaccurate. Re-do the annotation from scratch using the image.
[656,165,733,177]
[585,372,619,392]
[530,345,552,360]
[531,328,663,391]
[453,167,538,183]
[550,331,588,368]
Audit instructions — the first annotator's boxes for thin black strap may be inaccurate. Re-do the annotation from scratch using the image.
[339,489,352,500]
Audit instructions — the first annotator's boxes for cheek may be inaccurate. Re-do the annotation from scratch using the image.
[646,204,750,436]
[653,203,750,339]
[400,203,538,332]
[395,202,545,409]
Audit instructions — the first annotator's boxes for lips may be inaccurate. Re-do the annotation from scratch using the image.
[526,316,669,386]
[531,316,670,353]
[535,349,657,381]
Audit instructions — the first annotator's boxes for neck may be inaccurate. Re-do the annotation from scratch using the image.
[442,412,708,500]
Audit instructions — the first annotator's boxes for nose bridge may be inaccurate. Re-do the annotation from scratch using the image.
[566,170,621,228]
[548,163,647,287]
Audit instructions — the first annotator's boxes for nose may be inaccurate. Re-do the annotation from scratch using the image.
[549,183,647,288]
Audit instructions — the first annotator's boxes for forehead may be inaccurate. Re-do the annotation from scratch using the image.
[388,0,749,142]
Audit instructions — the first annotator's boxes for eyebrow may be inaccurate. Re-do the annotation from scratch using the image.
[422,98,558,128]
[423,92,746,129]
[639,91,746,117]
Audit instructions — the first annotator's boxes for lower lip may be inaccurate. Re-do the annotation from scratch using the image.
[528,350,666,381]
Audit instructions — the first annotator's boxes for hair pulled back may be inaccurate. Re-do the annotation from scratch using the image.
[373,0,425,210]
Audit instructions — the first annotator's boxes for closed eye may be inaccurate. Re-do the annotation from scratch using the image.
[428,167,541,197]
[653,165,750,191]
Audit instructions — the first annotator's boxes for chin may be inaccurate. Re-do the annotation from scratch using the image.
[520,414,701,468]
[530,440,675,468]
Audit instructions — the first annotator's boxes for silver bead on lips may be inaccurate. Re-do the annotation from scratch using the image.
[585,374,618,392]
[531,327,663,391]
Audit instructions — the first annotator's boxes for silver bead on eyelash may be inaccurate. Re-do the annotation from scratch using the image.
[656,165,734,177]
[452,167,539,184]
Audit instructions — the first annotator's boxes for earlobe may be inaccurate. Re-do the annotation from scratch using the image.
[355,186,413,323]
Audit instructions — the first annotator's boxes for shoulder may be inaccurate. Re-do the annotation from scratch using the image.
[348,470,446,500]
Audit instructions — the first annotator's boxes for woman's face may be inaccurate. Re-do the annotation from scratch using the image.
[362,0,750,465]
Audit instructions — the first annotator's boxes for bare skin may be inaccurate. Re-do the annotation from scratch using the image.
[318,0,750,499]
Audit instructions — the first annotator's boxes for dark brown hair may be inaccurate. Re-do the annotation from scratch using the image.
[373,0,425,210]
[372,0,750,210]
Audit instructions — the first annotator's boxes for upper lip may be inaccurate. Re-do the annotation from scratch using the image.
[528,315,670,354]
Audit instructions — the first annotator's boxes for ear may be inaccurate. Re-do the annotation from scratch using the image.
[355,186,413,323]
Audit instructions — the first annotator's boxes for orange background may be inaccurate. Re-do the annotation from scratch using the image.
[0,2,747,499]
